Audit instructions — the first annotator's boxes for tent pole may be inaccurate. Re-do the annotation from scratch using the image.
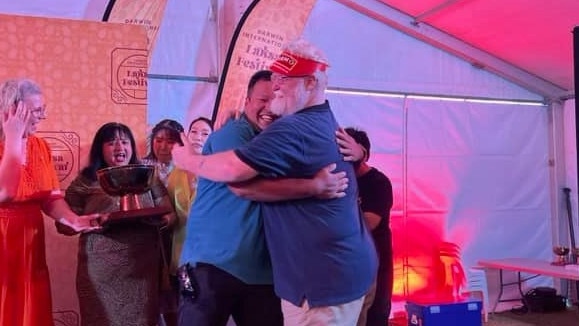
[571,26,579,304]
[573,26,579,255]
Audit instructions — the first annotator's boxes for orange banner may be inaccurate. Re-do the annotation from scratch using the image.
[0,13,148,318]
[213,0,317,124]
[103,0,168,51]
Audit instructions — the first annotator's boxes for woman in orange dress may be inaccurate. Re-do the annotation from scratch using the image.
[0,78,100,326]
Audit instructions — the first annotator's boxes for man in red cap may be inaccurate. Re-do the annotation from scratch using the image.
[173,39,377,325]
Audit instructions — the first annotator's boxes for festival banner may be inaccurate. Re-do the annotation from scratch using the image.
[213,0,317,125]
[102,0,168,51]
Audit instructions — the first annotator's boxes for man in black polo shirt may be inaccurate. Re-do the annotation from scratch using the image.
[344,127,394,326]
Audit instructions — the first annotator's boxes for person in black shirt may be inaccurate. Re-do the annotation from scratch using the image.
[344,127,394,326]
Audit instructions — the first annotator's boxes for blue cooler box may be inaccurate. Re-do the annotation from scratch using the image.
[406,298,482,326]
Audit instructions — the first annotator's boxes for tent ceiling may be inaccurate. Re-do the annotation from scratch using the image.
[0,0,577,99]
[375,0,579,97]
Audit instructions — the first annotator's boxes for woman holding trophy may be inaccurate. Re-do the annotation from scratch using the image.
[60,122,175,326]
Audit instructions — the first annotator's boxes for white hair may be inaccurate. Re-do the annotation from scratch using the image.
[0,78,42,111]
[283,38,329,66]
[0,78,43,138]
[283,38,329,91]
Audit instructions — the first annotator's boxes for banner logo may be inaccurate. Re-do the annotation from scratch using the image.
[111,48,148,105]
[39,132,80,184]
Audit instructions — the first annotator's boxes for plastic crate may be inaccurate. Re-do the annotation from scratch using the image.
[406,298,482,326]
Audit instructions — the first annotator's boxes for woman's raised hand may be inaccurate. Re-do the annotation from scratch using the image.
[2,101,29,141]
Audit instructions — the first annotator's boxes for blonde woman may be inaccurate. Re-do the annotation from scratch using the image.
[0,78,99,326]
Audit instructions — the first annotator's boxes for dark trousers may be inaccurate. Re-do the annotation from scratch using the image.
[366,256,394,326]
[178,263,283,326]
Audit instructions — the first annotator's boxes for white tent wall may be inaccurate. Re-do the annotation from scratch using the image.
[404,99,551,266]
[326,92,554,309]
[134,0,256,129]
[146,0,255,128]
[147,0,219,126]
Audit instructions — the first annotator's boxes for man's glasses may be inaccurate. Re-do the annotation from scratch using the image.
[271,74,311,84]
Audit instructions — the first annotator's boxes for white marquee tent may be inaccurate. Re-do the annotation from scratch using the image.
[1,0,578,317]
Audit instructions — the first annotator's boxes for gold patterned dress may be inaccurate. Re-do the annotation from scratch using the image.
[0,136,60,326]
[64,174,169,326]
[166,167,197,273]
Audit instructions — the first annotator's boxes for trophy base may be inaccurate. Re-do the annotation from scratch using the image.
[104,206,172,226]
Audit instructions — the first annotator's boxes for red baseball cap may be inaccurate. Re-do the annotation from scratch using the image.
[270,50,328,76]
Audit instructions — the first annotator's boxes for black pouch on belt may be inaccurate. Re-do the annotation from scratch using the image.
[177,263,199,302]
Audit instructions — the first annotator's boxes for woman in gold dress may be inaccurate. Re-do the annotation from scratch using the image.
[0,78,100,326]
[162,117,213,325]
[61,122,174,326]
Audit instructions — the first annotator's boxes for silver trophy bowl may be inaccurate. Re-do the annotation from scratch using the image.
[97,164,155,211]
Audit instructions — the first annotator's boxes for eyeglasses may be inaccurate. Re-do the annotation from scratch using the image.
[271,74,312,84]
[30,105,47,117]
